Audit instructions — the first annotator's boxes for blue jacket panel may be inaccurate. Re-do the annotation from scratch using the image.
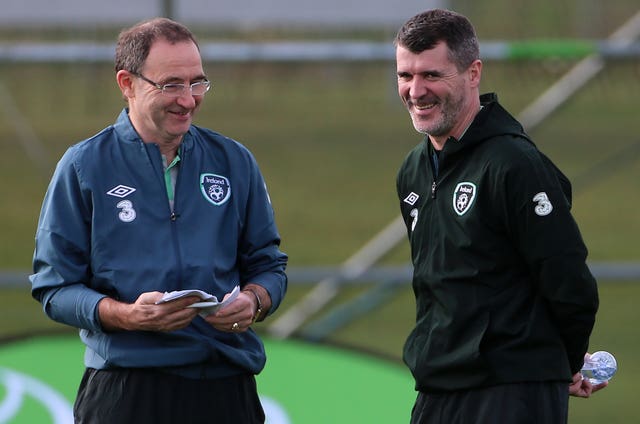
[31,109,288,375]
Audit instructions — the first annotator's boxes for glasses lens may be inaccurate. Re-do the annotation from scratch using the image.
[162,84,185,97]
[191,82,211,96]
[159,81,210,97]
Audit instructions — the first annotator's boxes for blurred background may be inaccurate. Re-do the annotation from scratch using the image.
[1,0,639,422]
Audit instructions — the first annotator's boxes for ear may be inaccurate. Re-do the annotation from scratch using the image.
[116,70,135,100]
[468,59,482,88]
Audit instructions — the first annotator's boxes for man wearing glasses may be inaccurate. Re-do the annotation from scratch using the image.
[30,18,287,423]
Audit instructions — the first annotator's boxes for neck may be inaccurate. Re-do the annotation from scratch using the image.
[429,99,482,150]
[159,142,180,163]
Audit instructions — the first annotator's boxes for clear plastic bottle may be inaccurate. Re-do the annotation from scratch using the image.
[581,351,617,385]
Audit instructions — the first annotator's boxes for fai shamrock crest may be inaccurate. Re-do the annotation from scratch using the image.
[200,173,231,206]
[453,182,476,216]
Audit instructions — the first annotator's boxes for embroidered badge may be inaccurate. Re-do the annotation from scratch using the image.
[533,192,553,216]
[106,185,136,198]
[116,200,136,222]
[404,192,420,206]
[410,208,419,232]
[453,182,477,216]
[200,173,231,206]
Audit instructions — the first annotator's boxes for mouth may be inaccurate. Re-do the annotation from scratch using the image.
[411,96,439,110]
[414,102,437,111]
[169,110,192,119]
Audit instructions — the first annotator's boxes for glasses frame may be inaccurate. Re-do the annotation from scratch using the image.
[133,72,211,97]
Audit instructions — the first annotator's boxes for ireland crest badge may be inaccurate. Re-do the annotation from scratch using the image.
[453,182,476,216]
[200,173,231,206]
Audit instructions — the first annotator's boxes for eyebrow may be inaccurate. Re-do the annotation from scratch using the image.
[161,74,208,84]
[397,69,458,79]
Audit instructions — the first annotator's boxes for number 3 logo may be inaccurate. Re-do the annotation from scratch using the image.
[533,192,553,216]
[116,200,137,222]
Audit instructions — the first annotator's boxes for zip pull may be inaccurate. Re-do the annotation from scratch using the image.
[431,181,437,199]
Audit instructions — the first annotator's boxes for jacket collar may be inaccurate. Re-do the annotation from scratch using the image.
[423,93,530,159]
[112,108,195,152]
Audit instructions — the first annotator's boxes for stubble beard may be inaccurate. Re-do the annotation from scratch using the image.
[410,92,465,137]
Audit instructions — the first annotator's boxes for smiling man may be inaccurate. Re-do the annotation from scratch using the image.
[396,40,479,150]
[30,18,287,423]
[394,9,604,424]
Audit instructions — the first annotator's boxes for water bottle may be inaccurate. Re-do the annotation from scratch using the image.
[581,351,617,385]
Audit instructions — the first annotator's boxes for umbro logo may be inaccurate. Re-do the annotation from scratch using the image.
[404,192,419,206]
[106,185,136,198]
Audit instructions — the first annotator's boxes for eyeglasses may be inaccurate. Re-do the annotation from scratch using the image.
[133,73,211,97]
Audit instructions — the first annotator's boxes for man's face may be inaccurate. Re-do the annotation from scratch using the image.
[396,42,475,141]
[126,38,207,144]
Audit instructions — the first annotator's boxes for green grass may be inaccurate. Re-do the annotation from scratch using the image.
[3,281,639,422]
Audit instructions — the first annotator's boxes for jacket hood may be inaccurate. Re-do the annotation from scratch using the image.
[433,93,530,158]
[422,92,573,206]
[468,93,529,145]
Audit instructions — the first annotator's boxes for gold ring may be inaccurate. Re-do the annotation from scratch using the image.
[232,322,239,331]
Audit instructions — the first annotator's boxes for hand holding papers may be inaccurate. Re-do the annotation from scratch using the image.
[156,285,240,317]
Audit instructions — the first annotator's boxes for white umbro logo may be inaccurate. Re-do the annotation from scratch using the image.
[107,185,136,198]
[404,192,419,206]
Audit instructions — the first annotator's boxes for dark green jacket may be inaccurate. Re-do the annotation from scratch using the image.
[397,93,598,393]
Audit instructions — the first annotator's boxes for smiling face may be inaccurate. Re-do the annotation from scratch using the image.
[117,38,207,148]
[396,41,482,148]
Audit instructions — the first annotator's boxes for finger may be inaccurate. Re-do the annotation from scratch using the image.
[568,382,580,396]
[137,291,166,305]
[592,381,608,393]
[210,316,253,333]
[571,372,583,385]
[157,296,203,312]
[154,302,200,327]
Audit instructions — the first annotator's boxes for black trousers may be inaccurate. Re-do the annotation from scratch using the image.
[411,382,569,424]
[73,368,265,424]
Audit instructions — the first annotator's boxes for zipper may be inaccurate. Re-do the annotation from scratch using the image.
[152,142,184,288]
[170,147,184,287]
[430,146,440,200]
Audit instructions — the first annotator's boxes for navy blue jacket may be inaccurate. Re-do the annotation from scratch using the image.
[31,109,287,377]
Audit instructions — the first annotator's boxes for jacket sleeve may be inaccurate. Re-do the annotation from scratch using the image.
[237,155,288,316]
[30,148,106,331]
[502,143,598,374]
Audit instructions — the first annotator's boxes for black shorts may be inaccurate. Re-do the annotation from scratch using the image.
[411,381,568,424]
[73,368,265,424]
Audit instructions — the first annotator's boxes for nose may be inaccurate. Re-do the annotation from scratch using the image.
[408,77,428,99]
[175,90,198,108]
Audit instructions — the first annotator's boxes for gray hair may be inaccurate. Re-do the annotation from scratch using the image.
[394,9,479,71]
[114,17,199,74]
